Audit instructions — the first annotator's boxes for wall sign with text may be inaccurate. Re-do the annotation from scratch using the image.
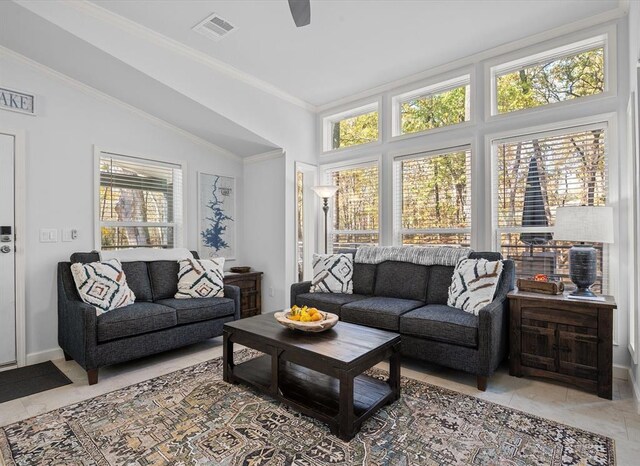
[0,87,35,115]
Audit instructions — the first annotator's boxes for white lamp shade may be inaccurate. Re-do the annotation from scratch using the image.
[311,185,339,198]
[554,206,614,243]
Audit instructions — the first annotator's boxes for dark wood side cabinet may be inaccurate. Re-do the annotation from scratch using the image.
[508,290,616,399]
[224,271,263,319]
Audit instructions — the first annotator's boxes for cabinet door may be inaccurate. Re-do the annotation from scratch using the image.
[521,319,557,372]
[558,325,598,380]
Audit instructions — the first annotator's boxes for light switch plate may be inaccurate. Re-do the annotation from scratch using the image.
[40,229,58,243]
[62,229,78,242]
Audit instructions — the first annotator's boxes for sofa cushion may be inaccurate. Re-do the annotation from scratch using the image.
[341,297,424,331]
[69,252,100,264]
[400,304,479,348]
[97,302,176,342]
[295,293,368,315]
[121,261,153,302]
[157,297,235,325]
[426,265,455,305]
[470,251,503,261]
[353,263,376,296]
[373,261,429,301]
[148,261,180,300]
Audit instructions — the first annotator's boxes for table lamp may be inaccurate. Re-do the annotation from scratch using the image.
[553,206,613,297]
[311,185,339,254]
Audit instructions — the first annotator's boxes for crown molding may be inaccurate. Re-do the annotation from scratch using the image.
[316,4,627,113]
[243,148,284,165]
[54,0,316,113]
[0,45,242,162]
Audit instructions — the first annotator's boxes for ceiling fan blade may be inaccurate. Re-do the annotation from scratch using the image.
[288,0,310,27]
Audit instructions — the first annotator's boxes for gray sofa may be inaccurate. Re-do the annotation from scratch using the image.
[291,251,515,391]
[58,251,240,384]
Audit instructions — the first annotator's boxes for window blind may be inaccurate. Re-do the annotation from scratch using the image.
[99,153,183,250]
[496,125,607,228]
[325,162,379,250]
[494,123,608,292]
[395,147,472,246]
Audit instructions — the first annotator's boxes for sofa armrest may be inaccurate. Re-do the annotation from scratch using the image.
[477,297,508,374]
[57,263,98,369]
[290,281,312,307]
[476,259,515,375]
[224,285,241,320]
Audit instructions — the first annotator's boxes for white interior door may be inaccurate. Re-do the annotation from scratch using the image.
[0,133,16,367]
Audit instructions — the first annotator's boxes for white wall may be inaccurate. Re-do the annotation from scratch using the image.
[0,50,244,363]
[242,155,286,311]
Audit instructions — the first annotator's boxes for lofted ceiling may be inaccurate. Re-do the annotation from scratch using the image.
[0,1,280,157]
[91,0,621,107]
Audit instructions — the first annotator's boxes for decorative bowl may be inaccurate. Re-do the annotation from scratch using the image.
[274,310,339,333]
[230,266,251,273]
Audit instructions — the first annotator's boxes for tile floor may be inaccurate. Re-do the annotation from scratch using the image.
[0,338,638,465]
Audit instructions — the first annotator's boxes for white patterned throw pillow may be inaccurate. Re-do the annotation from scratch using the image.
[175,258,225,299]
[71,259,136,314]
[310,254,353,294]
[448,258,504,315]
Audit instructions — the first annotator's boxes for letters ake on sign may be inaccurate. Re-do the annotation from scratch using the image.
[0,88,35,115]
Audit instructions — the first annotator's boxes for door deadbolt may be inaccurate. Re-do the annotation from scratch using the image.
[0,245,11,253]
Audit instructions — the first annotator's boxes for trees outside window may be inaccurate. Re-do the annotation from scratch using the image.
[324,104,379,151]
[326,163,379,250]
[398,149,471,246]
[396,77,471,136]
[495,44,605,114]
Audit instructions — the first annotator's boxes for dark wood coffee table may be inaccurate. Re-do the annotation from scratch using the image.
[223,312,401,441]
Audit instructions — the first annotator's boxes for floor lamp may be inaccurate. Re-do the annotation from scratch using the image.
[311,185,339,254]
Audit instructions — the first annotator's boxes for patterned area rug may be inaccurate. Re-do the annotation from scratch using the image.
[0,350,614,465]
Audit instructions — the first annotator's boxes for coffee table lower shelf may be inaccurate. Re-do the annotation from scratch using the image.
[226,354,396,440]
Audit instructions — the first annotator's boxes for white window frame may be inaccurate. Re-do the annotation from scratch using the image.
[393,144,472,246]
[321,101,381,154]
[320,156,382,252]
[94,147,186,250]
[486,27,616,120]
[391,75,472,139]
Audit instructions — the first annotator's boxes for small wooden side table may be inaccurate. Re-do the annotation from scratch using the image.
[508,290,616,399]
[224,271,263,319]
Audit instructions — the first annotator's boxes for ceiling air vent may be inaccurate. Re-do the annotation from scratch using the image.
[193,13,236,41]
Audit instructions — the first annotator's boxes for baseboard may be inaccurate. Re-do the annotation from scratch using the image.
[25,348,64,366]
[613,364,630,380]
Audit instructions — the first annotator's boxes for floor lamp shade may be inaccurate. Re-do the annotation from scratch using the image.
[312,186,339,254]
[311,185,339,199]
[554,206,613,297]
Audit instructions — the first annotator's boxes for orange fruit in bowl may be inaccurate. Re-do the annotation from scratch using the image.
[311,313,322,322]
